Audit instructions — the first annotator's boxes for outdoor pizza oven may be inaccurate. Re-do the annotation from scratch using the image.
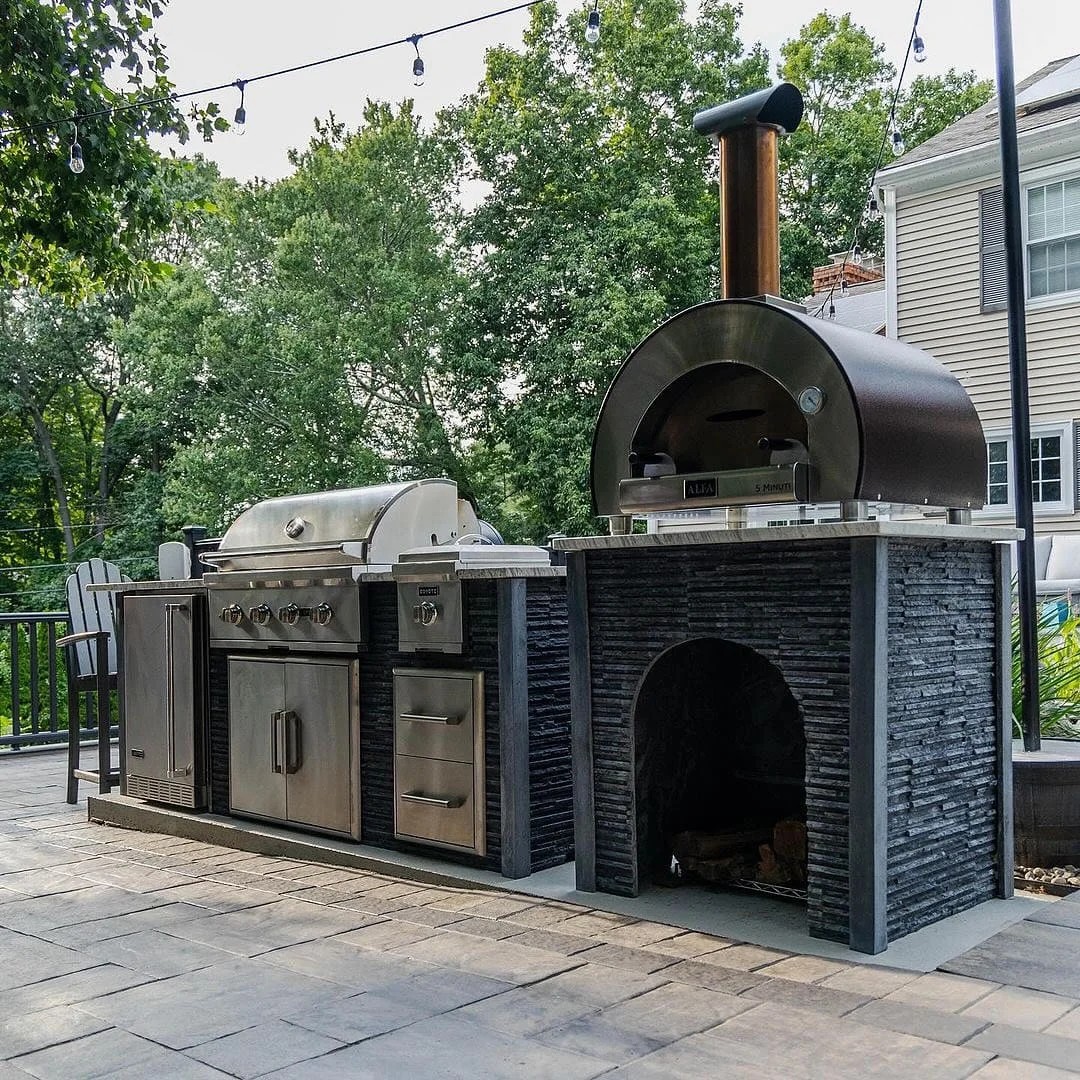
[557,83,1013,957]
[591,298,988,532]
[591,82,987,534]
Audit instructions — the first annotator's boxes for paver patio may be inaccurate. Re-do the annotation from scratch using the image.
[1,750,1078,1078]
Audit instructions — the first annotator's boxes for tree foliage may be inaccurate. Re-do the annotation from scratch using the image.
[449,0,768,539]
[120,103,469,532]
[0,0,221,294]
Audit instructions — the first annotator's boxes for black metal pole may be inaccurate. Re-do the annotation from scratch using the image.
[993,0,1040,751]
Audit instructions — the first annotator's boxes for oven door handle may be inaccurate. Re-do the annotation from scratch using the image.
[398,712,461,726]
[401,791,463,809]
[283,710,302,774]
[271,711,283,774]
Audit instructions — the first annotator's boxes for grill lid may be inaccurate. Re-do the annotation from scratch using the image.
[204,479,461,573]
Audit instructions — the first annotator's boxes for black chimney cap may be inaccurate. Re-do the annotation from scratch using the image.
[692,83,804,138]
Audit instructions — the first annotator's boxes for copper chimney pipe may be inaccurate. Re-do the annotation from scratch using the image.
[693,84,804,299]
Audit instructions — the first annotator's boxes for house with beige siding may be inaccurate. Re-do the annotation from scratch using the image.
[877,55,1080,533]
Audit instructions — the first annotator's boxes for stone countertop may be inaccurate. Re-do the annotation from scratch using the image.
[86,579,209,593]
[554,520,1023,551]
[89,568,566,591]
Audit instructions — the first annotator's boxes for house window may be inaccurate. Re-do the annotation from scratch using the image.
[987,439,1009,505]
[982,424,1073,512]
[1027,179,1080,299]
[1031,434,1062,502]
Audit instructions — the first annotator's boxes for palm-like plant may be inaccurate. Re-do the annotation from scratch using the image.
[1013,605,1080,739]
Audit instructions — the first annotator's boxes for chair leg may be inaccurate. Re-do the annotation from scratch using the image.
[66,677,80,805]
[96,634,111,795]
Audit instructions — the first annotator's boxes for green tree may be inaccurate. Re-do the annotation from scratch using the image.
[0,0,222,294]
[896,69,993,152]
[776,13,892,300]
[449,0,768,539]
[777,14,995,300]
[119,104,470,533]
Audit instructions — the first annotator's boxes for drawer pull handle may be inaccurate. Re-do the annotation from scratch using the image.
[399,713,461,726]
[401,791,463,809]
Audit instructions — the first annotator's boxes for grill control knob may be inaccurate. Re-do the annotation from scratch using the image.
[249,604,273,625]
[311,603,334,626]
[413,601,439,627]
[220,604,244,625]
[278,603,301,626]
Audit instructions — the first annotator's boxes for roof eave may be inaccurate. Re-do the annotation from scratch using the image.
[876,114,1080,195]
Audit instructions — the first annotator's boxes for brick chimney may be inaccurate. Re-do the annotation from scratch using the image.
[812,252,885,294]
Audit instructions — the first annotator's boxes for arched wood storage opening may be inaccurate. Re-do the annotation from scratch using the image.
[632,637,806,892]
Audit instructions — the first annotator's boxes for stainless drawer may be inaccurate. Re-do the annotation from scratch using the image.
[394,755,485,855]
[393,670,480,764]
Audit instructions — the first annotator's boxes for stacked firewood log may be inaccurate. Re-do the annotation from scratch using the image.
[673,819,807,887]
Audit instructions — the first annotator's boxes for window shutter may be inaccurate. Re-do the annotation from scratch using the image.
[980,186,1008,311]
[1074,420,1080,511]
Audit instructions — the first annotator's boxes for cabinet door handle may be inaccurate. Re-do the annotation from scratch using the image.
[271,711,283,773]
[284,710,302,774]
[164,602,189,778]
[401,791,463,809]
[399,713,461,726]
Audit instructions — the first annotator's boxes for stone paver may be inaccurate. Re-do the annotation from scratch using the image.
[2,749,1080,1078]
[184,1019,344,1078]
[967,1022,1080,1073]
[960,985,1078,1032]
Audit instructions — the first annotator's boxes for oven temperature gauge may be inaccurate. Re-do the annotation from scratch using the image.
[798,385,826,415]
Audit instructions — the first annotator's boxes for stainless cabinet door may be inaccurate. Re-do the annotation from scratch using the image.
[124,594,198,789]
[283,659,355,836]
[228,658,287,821]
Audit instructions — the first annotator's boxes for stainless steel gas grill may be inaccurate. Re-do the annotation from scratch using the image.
[203,480,464,653]
[201,479,469,841]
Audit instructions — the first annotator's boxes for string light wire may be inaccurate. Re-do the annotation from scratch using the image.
[0,0,549,140]
[811,0,924,319]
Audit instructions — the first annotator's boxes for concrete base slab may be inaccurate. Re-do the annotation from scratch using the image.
[88,794,1049,974]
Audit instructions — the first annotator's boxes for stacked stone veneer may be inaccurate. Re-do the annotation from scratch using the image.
[575,536,1005,946]
[359,579,573,874]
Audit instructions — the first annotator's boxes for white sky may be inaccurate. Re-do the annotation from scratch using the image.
[153,1,1080,181]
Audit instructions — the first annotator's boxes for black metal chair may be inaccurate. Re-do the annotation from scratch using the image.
[57,558,128,803]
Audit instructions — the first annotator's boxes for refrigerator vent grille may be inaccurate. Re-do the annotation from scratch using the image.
[127,774,196,808]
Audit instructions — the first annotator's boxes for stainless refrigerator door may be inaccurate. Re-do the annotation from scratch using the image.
[283,659,357,837]
[228,658,287,821]
[124,593,202,807]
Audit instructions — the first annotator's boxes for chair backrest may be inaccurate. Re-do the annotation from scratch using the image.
[64,559,129,678]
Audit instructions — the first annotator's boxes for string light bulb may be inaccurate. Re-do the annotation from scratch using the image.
[840,276,849,296]
[892,128,905,157]
[406,35,425,86]
[867,190,881,220]
[233,80,246,132]
[585,2,601,44]
[828,300,836,320]
[68,125,84,174]
[851,243,863,266]
[912,33,926,63]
